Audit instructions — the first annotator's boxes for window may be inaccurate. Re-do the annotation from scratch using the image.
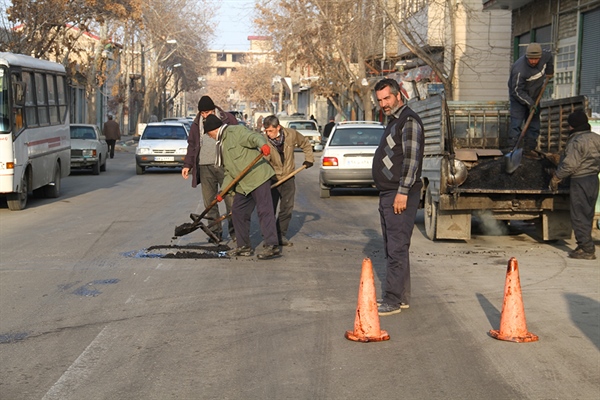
[46,74,59,124]
[57,75,67,123]
[23,72,37,127]
[557,44,576,69]
[35,73,49,125]
[217,68,226,76]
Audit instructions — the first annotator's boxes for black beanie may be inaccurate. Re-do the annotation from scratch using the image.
[198,96,215,112]
[203,114,223,133]
[567,110,591,133]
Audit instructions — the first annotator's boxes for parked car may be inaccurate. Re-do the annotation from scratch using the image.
[279,118,323,151]
[70,124,108,175]
[319,121,385,198]
[135,122,189,175]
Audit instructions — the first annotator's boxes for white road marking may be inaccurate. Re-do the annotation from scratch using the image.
[42,325,112,400]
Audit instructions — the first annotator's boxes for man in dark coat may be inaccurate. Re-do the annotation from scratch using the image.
[102,114,121,159]
[507,43,554,154]
[182,96,238,242]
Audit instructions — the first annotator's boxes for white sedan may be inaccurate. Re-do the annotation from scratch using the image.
[135,122,189,175]
[70,124,108,175]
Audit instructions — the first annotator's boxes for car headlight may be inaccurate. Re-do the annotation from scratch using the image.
[82,149,96,157]
[137,147,151,155]
[175,148,187,155]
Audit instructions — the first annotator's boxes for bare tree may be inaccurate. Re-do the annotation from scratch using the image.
[255,0,384,120]
[230,58,278,112]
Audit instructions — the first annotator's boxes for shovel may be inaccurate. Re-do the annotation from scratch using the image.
[203,165,309,232]
[174,152,265,238]
[504,76,549,174]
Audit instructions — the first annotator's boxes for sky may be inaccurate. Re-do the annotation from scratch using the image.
[211,0,257,51]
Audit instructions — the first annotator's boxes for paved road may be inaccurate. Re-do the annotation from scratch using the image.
[0,143,598,399]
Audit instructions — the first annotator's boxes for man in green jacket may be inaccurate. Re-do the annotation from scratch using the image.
[203,114,281,260]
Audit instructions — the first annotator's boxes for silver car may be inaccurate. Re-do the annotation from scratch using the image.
[280,119,323,151]
[135,122,189,175]
[70,124,108,175]
[319,121,385,198]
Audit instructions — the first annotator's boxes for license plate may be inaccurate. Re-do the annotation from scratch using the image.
[344,157,371,167]
[155,156,174,161]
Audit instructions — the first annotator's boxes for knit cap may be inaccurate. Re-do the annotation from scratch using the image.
[198,96,216,112]
[203,114,223,133]
[526,43,542,58]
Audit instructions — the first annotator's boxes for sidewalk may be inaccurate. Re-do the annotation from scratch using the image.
[116,135,137,153]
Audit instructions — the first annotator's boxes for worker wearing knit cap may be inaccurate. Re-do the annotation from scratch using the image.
[507,43,554,155]
[182,96,239,242]
[549,110,600,260]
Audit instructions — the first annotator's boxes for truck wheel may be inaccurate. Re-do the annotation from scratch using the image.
[424,186,437,240]
[7,170,29,211]
[44,162,61,198]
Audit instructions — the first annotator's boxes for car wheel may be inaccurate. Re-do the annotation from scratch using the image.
[44,162,61,198]
[320,186,330,198]
[92,158,100,175]
[100,156,106,172]
[136,164,145,175]
[7,170,29,211]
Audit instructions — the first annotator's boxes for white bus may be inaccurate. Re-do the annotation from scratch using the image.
[0,52,70,210]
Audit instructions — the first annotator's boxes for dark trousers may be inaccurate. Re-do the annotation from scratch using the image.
[379,183,422,305]
[509,99,540,151]
[106,139,116,158]
[271,177,296,240]
[570,174,599,253]
[232,180,278,248]
[199,165,234,239]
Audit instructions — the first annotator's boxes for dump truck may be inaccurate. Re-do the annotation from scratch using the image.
[412,94,588,241]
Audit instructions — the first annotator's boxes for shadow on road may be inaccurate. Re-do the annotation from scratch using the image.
[564,293,600,351]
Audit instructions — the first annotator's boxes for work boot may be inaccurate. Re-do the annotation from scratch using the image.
[280,237,293,246]
[257,245,281,260]
[568,247,596,260]
[227,245,254,257]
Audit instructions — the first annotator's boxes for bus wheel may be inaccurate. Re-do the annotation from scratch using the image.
[7,171,29,211]
[44,162,61,198]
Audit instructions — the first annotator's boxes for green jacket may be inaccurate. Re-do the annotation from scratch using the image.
[221,125,275,195]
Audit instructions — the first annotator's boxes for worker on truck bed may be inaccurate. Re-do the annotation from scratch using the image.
[507,43,554,156]
[549,111,600,261]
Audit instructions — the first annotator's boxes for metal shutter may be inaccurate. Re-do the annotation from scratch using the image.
[579,7,600,115]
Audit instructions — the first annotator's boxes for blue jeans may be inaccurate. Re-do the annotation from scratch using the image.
[509,99,540,151]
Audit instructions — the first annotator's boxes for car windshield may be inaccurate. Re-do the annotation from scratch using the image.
[288,121,317,130]
[142,126,187,140]
[70,126,97,139]
[329,127,384,146]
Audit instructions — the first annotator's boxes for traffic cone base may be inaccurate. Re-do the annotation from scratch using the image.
[489,257,539,343]
[345,258,390,343]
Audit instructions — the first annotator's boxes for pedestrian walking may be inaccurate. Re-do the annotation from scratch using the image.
[263,115,314,246]
[549,110,600,260]
[323,117,335,141]
[182,96,238,242]
[372,78,425,316]
[203,114,281,260]
[102,114,121,159]
[507,43,554,156]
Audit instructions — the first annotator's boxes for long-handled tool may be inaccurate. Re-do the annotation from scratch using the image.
[504,76,550,174]
[203,164,309,234]
[174,152,265,238]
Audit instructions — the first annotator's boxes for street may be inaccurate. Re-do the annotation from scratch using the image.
[0,142,598,400]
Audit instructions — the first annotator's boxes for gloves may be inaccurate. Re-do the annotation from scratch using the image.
[549,175,561,191]
[530,105,538,115]
[216,194,223,202]
[546,153,561,166]
[261,144,270,156]
[302,161,313,169]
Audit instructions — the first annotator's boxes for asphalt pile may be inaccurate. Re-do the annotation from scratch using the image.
[460,156,562,191]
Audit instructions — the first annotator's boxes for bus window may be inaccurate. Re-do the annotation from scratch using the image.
[23,71,37,127]
[0,68,8,132]
[57,75,67,123]
[46,74,59,124]
[35,73,49,126]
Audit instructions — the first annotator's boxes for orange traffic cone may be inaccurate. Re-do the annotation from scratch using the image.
[345,258,390,342]
[489,257,539,343]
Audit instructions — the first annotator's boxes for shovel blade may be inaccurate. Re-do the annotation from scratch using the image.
[174,222,198,237]
[504,148,522,174]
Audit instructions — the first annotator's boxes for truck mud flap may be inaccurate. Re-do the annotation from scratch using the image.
[436,210,472,240]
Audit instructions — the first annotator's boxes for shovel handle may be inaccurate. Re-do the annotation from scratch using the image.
[270,165,307,189]
[512,76,550,151]
[193,152,265,222]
